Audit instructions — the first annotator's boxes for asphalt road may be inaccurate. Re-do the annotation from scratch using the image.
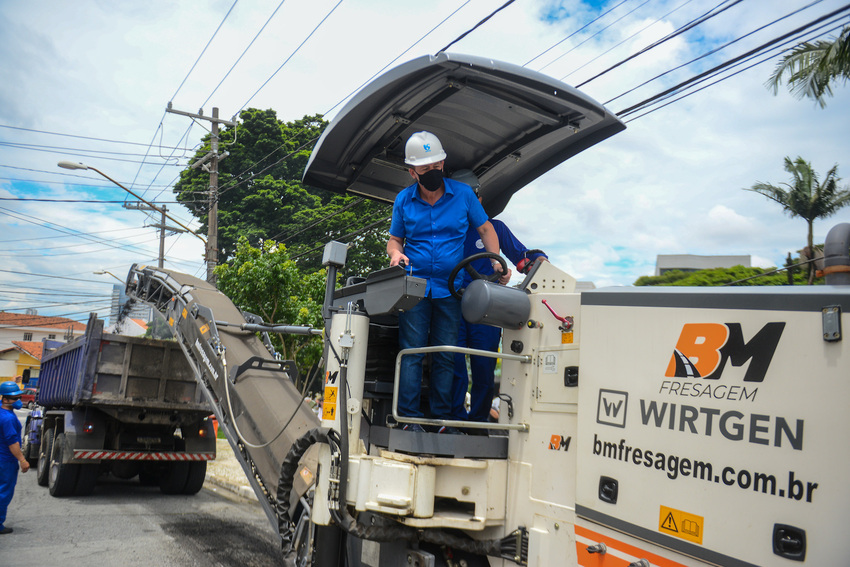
[3,409,286,567]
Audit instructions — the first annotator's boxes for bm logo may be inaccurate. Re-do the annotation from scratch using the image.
[666,322,785,382]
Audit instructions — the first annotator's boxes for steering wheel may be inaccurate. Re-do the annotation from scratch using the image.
[448,252,509,299]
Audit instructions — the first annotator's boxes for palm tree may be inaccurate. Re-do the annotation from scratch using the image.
[747,157,850,284]
[766,26,850,108]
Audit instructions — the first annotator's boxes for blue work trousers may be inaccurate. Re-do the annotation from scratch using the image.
[452,320,502,421]
[398,296,461,419]
[0,459,19,529]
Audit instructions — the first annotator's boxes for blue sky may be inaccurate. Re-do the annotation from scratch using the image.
[1,0,849,321]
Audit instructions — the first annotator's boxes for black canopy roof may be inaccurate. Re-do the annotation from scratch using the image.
[302,52,625,216]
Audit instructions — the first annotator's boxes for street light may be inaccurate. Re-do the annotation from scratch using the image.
[93,270,124,284]
[57,161,207,270]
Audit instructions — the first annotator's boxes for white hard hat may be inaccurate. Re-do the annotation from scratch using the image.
[451,169,480,194]
[404,131,447,166]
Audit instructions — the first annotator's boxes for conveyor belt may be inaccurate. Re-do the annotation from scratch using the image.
[125,264,320,538]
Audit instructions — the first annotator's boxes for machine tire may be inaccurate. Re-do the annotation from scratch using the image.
[36,427,54,487]
[75,464,100,496]
[48,432,80,497]
[159,462,189,494]
[182,461,207,495]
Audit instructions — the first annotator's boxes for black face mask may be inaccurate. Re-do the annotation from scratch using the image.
[417,169,444,192]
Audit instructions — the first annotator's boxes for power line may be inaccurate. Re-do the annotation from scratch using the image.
[0,297,114,311]
[4,142,185,167]
[290,214,391,262]
[203,0,286,109]
[238,0,345,113]
[0,226,148,244]
[539,0,655,74]
[523,0,629,67]
[603,0,829,106]
[217,135,319,197]
[438,0,517,53]
[271,197,365,242]
[0,164,172,188]
[0,289,108,298]
[0,140,189,159]
[0,268,109,284]
[622,20,849,122]
[616,6,850,117]
[321,1,472,118]
[575,0,746,87]
[131,1,242,205]
[0,123,197,151]
[0,207,168,258]
[0,195,183,203]
[560,0,698,82]
[171,0,240,101]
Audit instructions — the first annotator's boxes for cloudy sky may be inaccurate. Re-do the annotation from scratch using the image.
[1,0,849,322]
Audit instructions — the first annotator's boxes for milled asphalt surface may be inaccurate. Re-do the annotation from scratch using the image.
[204,438,258,502]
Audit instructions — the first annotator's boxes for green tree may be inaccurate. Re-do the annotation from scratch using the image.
[767,26,850,108]
[173,109,390,280]
[214,236,327,393]
[144,314,174,340]
[634,263,815,287]
[746,156,850,284]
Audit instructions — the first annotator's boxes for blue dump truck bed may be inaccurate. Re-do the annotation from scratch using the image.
[39,314,208,413]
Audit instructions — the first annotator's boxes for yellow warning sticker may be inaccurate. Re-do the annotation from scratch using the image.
[659,505,703,544]
[561,332,574,344]
[182,308,188,319]
[322,386,338,420]
[199,324,209,335]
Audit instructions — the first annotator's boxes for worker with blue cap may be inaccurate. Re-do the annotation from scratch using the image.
[1,380,29,534]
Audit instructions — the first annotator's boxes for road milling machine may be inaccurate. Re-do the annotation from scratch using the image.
[124,53,850,566]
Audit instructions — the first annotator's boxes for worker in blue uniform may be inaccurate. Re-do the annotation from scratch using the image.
[449,170,548,424]
[387,132,503,432]
[1,380,29,534]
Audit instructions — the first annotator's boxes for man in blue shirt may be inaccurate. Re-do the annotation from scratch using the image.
[387,132,502,430]
[1,381,29,535]
[449,170,548,424]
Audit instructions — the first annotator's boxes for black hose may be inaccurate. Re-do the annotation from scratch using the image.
[276,427,331,549]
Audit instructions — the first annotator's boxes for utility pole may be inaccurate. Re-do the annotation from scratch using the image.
[166,103,236,283]
[124,203,185,268]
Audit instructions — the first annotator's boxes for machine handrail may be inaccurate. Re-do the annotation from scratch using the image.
[392,345,532,432]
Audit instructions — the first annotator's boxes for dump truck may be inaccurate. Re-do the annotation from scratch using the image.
[123,53,849,565]
[31,313,216,497]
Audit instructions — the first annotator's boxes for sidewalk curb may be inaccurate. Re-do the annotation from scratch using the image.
[205,472,258,502]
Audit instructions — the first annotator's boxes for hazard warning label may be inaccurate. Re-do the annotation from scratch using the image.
[322,386,338,421]
[659,505,704,545]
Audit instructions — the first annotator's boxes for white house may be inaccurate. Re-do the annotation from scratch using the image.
[0,313,86,351]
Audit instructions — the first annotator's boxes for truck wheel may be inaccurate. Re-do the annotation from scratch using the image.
[36,427,54,487]
[182,461,207,495]
[49,432,80,497]
[21,425,38,466]
[75,464,100,496]
[159,462,189,494]
[138,469,159,486]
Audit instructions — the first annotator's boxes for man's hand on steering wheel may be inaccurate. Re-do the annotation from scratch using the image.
[448,252,509,299]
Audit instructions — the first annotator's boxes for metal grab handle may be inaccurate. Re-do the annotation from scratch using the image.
[392,345,531,432]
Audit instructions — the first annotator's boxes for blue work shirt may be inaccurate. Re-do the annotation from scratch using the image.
[0,408,21,463]
[461,218,548,285]
[390,178,488,298]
